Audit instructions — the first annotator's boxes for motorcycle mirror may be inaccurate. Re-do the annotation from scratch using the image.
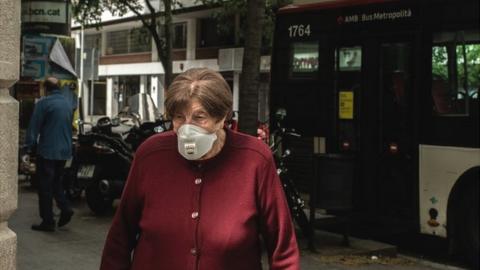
[154,126,165,133]
[111,117,120,126]
[275,108,287,128]
[275,108,287,120]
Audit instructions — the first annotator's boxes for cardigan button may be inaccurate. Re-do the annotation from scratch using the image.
[190,248,198,256]
[194,178,202,185]
[191,212,199,219]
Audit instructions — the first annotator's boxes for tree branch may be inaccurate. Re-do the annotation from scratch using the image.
[121,0,152,28]
[145,0,158,34]
[145,0,156,15]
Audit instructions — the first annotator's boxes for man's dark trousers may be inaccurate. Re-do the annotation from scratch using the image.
[36,155,72,225]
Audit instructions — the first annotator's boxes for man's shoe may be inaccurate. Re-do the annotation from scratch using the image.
[31,222,55,232]
[58,210,74,227]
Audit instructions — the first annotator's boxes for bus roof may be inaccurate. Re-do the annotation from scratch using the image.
[278,0,399,14]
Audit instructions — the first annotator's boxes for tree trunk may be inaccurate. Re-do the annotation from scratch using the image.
[150,0,172,88]
[163,0,173,87]
[238,0,265,136]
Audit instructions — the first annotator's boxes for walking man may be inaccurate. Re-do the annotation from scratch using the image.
[26,76,74,232]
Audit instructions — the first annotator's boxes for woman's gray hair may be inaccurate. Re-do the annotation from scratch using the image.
[165,68,233,121]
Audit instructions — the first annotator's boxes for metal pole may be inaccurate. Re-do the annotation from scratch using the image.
[79,25,85,118]
[90,48,95,116]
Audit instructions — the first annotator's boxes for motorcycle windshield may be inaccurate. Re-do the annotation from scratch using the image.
[127,93,159,123]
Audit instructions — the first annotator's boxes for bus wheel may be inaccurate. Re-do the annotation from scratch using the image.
[460,184,479,269]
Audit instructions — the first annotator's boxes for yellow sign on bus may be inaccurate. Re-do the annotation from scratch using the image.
[339,91,354,119]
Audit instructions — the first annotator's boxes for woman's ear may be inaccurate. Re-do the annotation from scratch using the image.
[216,116,227,130]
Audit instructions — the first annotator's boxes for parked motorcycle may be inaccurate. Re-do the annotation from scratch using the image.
[73,117,133,214]
[69,93,169,214]
[18,145,37,187]
[123,114,171,151]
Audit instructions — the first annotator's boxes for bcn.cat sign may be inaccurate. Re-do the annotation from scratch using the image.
[22,1,67,24]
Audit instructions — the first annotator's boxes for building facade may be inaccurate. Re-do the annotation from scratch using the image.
[72,2,271,122]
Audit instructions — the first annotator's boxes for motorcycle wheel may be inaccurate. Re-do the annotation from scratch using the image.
[86,180,113,215]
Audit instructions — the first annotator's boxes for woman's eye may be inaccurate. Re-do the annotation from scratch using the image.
[174,115,185,121]
[193,115,206,121]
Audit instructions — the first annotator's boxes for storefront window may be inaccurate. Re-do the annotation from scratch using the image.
[106,28,151,55]
[173,23,187,49]
[87,79,107,115]
[106,30,128,55]
[290,42,319,76]
[118,76,140,110]
[129,27,151,53]
[84,34,101,50]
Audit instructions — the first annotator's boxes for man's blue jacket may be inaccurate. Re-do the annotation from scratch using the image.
[25,89,73,160]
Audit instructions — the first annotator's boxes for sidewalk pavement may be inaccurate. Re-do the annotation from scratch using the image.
[10,180,452,270]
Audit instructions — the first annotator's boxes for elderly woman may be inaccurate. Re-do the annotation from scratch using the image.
[100,68,300,270]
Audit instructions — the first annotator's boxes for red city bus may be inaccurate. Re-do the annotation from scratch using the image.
[270,0,479,267]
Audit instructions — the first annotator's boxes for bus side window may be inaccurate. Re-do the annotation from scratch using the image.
[432,78,451,114]
[431,31,480,116]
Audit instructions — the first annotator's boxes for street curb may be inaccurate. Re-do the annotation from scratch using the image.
[298,229,397,257]
[398,255,469,270]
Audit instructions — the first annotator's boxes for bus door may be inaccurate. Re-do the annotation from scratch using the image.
[376,40,415,221]
[335,36,416,221]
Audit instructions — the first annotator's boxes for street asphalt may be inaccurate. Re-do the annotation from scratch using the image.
[9,179,465,270]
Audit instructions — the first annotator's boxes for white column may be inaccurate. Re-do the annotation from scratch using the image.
[79,25,85,112]
[0,0,20,269]
[233,71,240,115]
[158,75,165,115]
[140,75,147,94]
[111,76,119,116]
[152,35,159,61]
[101,31,107,57]
[106,77,113,117]
[81,81,90,121]
[150,76,159,108]
[186,19,197,60]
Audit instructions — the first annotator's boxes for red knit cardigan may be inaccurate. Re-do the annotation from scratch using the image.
[100,128,300,270]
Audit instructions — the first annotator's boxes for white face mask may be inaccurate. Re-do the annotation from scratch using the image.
[177,124,218,160]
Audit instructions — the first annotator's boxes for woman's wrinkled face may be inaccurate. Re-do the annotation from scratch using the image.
[172,99,225,133]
